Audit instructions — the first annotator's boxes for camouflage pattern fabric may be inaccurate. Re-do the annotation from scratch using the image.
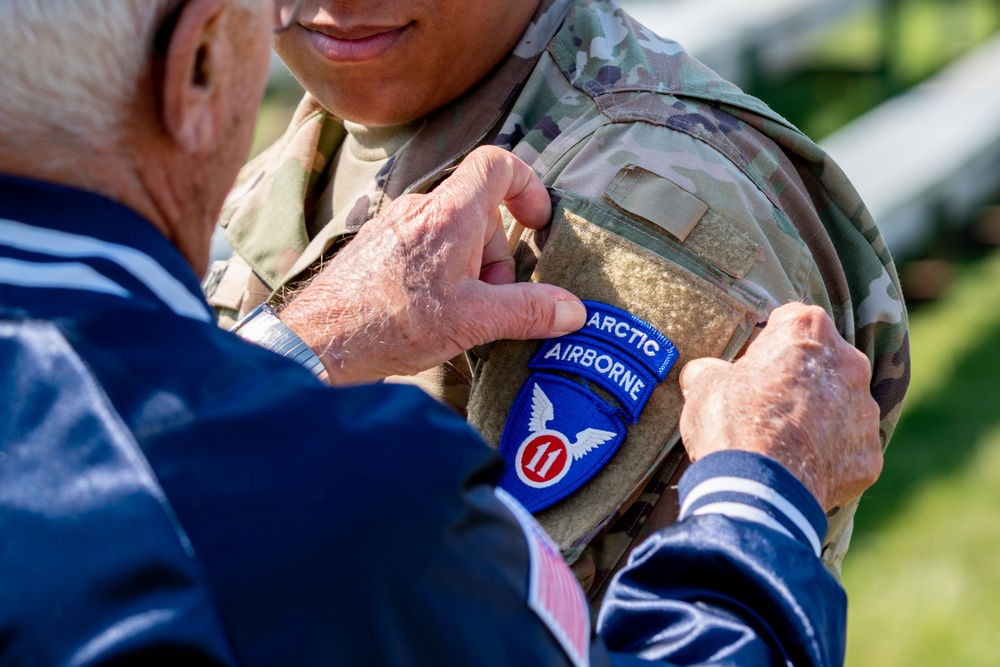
[208,0,910,608]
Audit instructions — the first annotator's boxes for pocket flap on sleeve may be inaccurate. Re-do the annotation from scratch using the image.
[603,165,762,280]
[604,165,707,242]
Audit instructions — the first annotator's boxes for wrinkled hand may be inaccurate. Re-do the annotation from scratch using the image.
[678,303,883,511]
[280,146,586,385]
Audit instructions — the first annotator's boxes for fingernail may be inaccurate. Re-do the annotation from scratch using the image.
[679,360,707,390]
[553,300,587,334]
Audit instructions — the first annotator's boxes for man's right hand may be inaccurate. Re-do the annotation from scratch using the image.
[677,303,883,512]
[279,146,586,386]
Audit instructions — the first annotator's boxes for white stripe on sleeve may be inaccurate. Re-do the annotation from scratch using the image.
[0,258,131,298]
[0,218,211,322]
[681,476,821,556]
[691,502,798,543]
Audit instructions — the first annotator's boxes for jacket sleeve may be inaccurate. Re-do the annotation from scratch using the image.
[594,450,846,667]
[86,323,844,667]
[267,382,845,667]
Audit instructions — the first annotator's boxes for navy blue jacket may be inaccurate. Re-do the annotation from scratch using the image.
[0,174,846,666]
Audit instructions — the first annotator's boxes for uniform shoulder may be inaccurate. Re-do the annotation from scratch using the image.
[551,0,773,116]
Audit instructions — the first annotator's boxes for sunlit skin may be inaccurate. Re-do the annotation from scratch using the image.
[274,0,542,126]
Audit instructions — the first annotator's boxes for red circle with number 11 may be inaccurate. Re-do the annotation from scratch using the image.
[515,431,571,488]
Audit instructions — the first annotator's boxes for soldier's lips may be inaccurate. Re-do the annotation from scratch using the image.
[303,23,412,63]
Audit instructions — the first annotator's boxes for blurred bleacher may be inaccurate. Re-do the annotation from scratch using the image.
[822,32,1000,261]
[621,0,878,86]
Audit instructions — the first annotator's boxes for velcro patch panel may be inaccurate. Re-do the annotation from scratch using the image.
[467,198,767,554]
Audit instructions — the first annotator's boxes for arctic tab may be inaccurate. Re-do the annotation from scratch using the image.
[578,301,678,379]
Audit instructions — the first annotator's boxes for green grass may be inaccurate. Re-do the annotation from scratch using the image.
[844,246,1000,667]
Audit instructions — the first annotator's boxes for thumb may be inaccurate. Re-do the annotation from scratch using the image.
[471,282,586,341]
[679,357,730,395]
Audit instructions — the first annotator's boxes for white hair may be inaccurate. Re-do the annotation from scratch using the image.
[0,0,257,151]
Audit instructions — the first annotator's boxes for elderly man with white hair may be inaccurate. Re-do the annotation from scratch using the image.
[0,1,882,665]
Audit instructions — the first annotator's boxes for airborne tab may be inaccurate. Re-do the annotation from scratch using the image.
[529,334,656,422]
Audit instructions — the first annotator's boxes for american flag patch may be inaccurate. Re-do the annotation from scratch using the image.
[495,488,591,667]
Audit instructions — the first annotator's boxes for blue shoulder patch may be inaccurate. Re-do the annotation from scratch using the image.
[498,373,625,513]
[498,302,678,513]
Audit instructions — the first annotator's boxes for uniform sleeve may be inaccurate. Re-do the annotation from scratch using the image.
[527,111,907,579]
[596,451,845,667]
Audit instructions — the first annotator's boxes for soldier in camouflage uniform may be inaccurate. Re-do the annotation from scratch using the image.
[207,0,910,605]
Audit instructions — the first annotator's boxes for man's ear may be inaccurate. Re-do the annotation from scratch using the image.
[161,0,228,153]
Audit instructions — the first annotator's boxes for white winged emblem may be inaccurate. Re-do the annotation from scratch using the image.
[528,383,616,460]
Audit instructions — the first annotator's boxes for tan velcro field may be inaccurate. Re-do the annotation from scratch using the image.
[467,193,766,555]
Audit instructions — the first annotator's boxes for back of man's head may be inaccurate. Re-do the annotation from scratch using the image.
[0,0,269,276]
[0,1,176,153]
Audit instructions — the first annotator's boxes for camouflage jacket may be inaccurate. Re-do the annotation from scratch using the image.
[208,0,910,605]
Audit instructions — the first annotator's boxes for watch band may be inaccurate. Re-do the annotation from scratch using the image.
[231,304,330,384]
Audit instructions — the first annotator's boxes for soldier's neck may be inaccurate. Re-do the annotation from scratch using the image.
[310,119,423,236]
[342,119,422,162]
